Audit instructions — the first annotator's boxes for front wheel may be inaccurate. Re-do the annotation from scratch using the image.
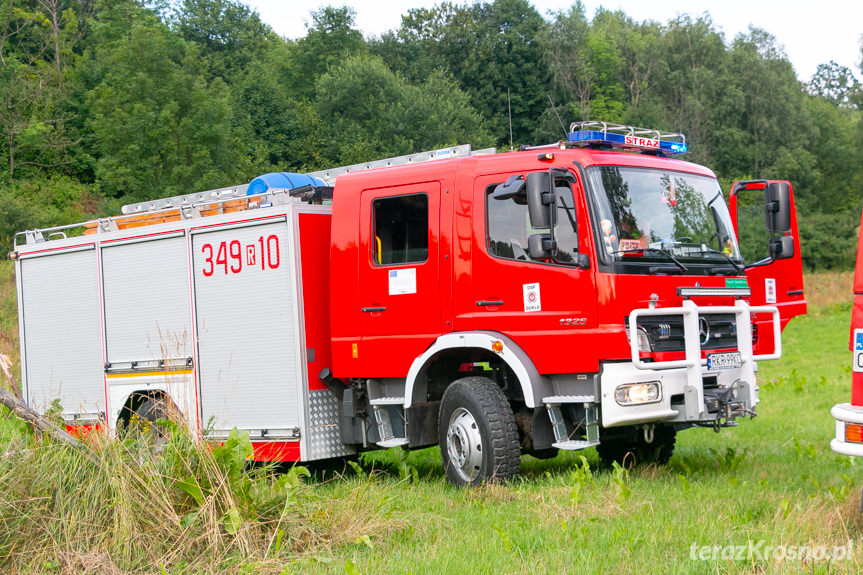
[438,376,520,487]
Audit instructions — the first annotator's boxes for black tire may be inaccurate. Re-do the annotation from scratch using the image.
[126,396,172,442]
[438,376,520,487]
[596,425,676,469]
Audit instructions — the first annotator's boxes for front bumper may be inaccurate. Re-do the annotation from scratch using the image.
[830,403,863,457]
[600,298,779,428]
[600,361,757,427]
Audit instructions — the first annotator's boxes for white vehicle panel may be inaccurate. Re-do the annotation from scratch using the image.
[102,234,192,363]
[192,218,302,435]
[19,248,104,414]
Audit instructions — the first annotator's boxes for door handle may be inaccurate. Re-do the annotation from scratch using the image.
[787,289,804,296]
[361,306,387,313]
[476,300,504,307]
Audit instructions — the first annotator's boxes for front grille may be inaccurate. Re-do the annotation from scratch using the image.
[627,313,738,352]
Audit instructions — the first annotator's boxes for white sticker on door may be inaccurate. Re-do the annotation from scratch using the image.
[765,278,777,304]
[388,268,416,295]
[523,283,541,312]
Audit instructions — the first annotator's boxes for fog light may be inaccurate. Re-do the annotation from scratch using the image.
[846,423,863,443]
[615,382,661,405]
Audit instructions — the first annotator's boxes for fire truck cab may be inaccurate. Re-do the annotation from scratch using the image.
[12,122,807,486]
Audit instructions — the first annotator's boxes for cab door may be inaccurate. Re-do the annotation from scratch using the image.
[730,180,807,350]
[470,168,598,374]
[357,183,441,376]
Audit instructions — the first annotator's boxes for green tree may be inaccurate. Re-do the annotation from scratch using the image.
[315,54,492,165]
[86,14,248,200]
[287,6,366,101]
[379,0,548,146]
[807,60,861,108]
[172,0,274,81]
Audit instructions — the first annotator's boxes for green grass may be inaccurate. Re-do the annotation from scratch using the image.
[0,270,861,573]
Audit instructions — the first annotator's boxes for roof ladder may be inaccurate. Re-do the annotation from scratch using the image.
[120,144,495,216]
[306,144,495,185]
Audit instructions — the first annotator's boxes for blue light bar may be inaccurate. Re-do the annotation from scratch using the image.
[567,121,687,154]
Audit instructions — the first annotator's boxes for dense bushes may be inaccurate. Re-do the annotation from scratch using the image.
[799,208,862,270]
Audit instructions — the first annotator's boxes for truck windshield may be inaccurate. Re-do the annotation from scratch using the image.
[587,165,742,269]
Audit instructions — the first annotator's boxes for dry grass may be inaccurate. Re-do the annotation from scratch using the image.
[0,261,18,375]
[0,425,409,574]
[803,270,855,310]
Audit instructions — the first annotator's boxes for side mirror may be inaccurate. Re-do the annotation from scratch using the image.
[769,234,794,260]
[527,233,556,259]
[765,182,791,234]
[491,175,525,200]
[526,172,556,229]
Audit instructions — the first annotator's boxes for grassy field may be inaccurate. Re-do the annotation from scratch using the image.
[0,269,861,574]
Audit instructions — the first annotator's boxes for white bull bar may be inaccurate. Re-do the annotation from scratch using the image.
[627,299,781,420]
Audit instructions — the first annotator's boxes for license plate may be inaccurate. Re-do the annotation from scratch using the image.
[707,352,742,371]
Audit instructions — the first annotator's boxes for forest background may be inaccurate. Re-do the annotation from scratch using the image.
[1,0,861,269]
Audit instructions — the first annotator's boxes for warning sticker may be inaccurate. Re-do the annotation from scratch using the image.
[854,329,863,373]
[523,283,541,313]
[388,268,416,295]
[765,278,777,304]
[618,238,642,252]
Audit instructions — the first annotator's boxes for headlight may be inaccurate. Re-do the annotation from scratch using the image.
[614,382,662,405]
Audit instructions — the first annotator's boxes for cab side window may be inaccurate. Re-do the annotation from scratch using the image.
[373,194,429,265]
[486,180,579,265]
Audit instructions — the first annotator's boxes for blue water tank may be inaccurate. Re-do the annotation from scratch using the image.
[246,172,326,196]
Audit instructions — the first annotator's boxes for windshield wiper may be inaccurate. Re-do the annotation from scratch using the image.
[613,247,689,273]
[701,247,744,273]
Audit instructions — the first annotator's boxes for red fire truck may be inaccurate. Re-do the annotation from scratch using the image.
[830,209,863,456]
[11,122,806,486]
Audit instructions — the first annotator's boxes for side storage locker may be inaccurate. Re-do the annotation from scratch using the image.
[18,247,104,418]
[191,215,303,444]
[101,233,194,428]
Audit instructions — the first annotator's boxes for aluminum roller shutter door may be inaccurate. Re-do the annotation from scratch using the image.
[20,249,104,414]
[193,220,302,433]
[102,236,192,363]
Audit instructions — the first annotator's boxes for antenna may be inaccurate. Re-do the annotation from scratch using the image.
[507,88,514,151]
[548,95,567,139]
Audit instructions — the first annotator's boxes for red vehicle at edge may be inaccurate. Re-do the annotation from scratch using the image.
[830,209,863,455]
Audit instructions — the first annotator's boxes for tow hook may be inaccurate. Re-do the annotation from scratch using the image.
[642,424,655,444]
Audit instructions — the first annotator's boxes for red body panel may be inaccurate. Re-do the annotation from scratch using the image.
[850,209,863,405]
[854,208,863,297]
[65,424,103,440]
[251,441,300,462]
[298,213,332,391]
[852,295,863,406]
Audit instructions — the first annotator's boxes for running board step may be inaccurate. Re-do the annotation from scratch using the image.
[369,397,405,406]
[542,395,595,404]
[553,439,600,451]
[377,438,409,448]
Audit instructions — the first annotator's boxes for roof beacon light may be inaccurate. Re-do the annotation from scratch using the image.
[568,121,687,154]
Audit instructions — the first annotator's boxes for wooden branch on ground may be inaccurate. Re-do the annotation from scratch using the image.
[0,354,82,449]
[0,354,22,400]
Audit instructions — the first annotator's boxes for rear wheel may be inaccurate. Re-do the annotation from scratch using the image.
[123,394,174,443]
[438,376,520,487]
[596,425,676,468]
